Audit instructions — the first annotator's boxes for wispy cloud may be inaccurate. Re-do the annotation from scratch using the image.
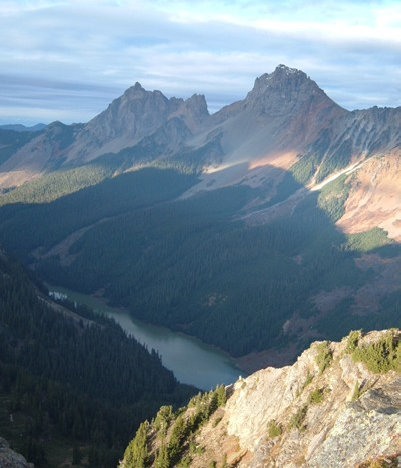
[0,0,400,124]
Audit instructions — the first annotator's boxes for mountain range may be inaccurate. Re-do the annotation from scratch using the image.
[1,65,401,369]
[1,65,401,240]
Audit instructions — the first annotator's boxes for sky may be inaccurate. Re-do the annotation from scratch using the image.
[1,0,400,125]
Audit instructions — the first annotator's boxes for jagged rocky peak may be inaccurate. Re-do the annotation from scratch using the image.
[121,82,172,105]
[84,82,174,143]
[186,93,208,110]
[121,81,148,98]
[246,64,336,113]
[174,93,209,129]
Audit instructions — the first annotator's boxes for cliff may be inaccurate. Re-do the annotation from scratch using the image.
[121,329,401,467]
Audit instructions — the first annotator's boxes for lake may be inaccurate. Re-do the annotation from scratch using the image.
[50,287,242,390]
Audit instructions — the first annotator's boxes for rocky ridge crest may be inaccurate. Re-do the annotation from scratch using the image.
[123,329,401,467]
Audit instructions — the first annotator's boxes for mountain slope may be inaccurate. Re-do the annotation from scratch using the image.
[337,153,401,241]
[123,329,401,467]
[0,248,195,466]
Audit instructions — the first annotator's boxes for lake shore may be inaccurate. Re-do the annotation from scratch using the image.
[48,285,243,390]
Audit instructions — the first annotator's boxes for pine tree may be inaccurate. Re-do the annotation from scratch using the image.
[154,443,170,468]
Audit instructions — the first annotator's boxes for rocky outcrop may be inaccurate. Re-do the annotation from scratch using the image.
[222,332,401,467]
[0,438,33,468]
[130,330,401,467]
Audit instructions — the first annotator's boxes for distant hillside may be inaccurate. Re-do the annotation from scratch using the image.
[122,329,401,467]
[0,123,46,132]
[0,249,195,467]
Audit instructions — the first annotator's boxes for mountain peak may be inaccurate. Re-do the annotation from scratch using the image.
[133,81,144,90]
[274,64,306,76]
[122,81,148,99]
[185,93,208,114]
[244,64,336,115]
[250,64,311,97]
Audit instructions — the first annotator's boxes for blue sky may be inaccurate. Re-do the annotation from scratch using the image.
[1,0,400,125]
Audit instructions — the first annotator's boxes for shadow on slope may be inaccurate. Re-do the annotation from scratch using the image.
[0,167,198,259]
[1,164,401,363]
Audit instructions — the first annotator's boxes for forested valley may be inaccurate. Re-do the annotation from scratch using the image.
[1,165,400,360]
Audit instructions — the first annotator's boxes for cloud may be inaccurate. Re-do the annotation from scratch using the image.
[0,0,400,124]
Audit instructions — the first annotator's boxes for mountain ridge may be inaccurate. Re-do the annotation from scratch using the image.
[1,64,400,192]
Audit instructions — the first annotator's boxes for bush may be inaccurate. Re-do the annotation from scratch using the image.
[288,406,307,432]
[351,382,361,401]
[308,388,325,405]
[346,330,362,353]
[315,342,333,374]
[267,419,283,437]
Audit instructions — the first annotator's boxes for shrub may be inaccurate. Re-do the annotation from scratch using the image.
[213,416,223,427]
[308,388,325,405]
[177,454,192,467]
[346,330,362,353]
[288,406,307,432]
[351,382,361,401]
[267,419,283,437]
[365,457,398,468]
[303,371,313,389]
[315,342,333,374]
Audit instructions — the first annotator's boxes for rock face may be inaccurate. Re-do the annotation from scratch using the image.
[151,330,401,467]
[0,84,209,187]
[0,438,33,468]
[198,65,346,173]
